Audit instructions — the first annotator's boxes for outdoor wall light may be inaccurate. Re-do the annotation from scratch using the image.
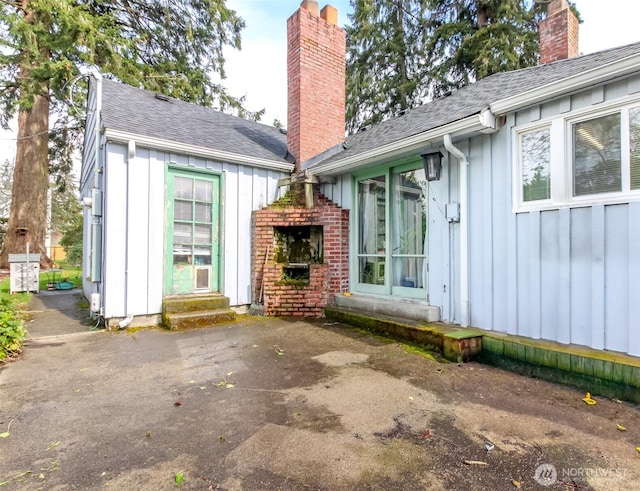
[421,151,444,181]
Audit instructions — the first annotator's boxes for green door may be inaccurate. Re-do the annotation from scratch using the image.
[164,167,220,295]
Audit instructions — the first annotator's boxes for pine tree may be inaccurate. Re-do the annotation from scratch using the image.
[0,0,246,268]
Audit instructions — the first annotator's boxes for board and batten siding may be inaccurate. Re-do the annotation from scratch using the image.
[467,75,640,356]
[322,73,640,356]
[100,142,286,319]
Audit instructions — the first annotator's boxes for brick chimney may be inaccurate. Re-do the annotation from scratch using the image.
[539,0,579,64]
[287,1,346,169]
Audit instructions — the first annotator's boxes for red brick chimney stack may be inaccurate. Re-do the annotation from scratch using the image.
[287,1,346,169]
[539,0,579,64]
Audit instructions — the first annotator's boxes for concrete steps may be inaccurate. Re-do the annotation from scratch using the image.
[162,294,236,330]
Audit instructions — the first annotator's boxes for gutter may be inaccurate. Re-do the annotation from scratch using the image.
[310,113,490,176]
[443,135,470,328]
[104,129,295,173]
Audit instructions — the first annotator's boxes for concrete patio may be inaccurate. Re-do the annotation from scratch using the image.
[0,291,639,489]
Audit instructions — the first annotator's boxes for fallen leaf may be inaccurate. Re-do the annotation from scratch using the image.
[175,471,184,486]
[0,420,13,438]
[199,386,206,390]
[582,392,597,405]
[512,480,521,488]
[463,460,488,466]
[617,424,627,431]
[226,384,235,388]
[174,401,183,406]
[188,380,195,384]
[146,431,152,438]
[226,371,234,376]
[408,396,414,401]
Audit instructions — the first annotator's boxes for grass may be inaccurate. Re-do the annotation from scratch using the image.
[39,261,82,291]
[0,261,81,364]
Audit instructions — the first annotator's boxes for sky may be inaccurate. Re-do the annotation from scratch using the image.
[1,0,639,165]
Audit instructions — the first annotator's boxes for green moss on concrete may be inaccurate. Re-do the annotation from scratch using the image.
[479,332,640,403]
[327,305,640,403]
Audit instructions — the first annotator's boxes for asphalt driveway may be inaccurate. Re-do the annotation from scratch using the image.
[1,292,639,490]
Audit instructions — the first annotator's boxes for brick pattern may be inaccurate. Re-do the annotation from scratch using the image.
[252,189,349,317]
[287,6,346,167]
[539,0,579,64]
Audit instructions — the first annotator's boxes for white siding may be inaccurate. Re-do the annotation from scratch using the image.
[100,143,287,318]
[464,77,640,356]
[325,74,640,356]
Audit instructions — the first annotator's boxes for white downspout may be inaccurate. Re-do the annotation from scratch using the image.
[443,134,470,327]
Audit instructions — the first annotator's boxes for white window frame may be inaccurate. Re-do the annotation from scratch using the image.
[512,94,640,213]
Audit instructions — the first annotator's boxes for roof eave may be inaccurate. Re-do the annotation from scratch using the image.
[308,113,488,176]
[103,129,294,173]
[491,52,640,115]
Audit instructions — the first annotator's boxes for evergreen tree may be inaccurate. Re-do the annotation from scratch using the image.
[346,0,578,132]
[0,0,246,268]
[346,0,430,134]
[425,0,546,96]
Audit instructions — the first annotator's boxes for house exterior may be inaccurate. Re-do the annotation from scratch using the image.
[303,0,640,357]
[81,0,640,362]
[80,76,294,327]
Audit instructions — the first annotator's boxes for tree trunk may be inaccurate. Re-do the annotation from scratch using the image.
[0,91,53,269]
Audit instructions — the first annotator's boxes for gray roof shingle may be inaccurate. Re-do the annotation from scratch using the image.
[100,79,289,163]
[312,41,640,168]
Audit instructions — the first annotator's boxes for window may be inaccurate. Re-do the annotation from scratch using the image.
[573,113,621,196]
[520,128,551,202]
[355,162,429,299]
[629,107,640,190]
[514,99,640,211]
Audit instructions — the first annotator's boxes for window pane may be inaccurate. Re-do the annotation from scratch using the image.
[174,177,193,199]
[194,224,211,244]
[173,223,192,244]
[630,107,640,190]
[521,129,551,201]
[195,202,212,222]
[174,200,192,221]
[574,114,621,196]
[359,258,385,285]
[358,176,386,254]
[392,257,425,288]
[194,248,212,266]
[392,169,427,255]
[195,180,213,201]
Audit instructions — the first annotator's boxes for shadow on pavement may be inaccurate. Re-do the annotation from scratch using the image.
[25,289,96,339]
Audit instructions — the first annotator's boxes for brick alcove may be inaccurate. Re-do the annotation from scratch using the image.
[251,187,349,317]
